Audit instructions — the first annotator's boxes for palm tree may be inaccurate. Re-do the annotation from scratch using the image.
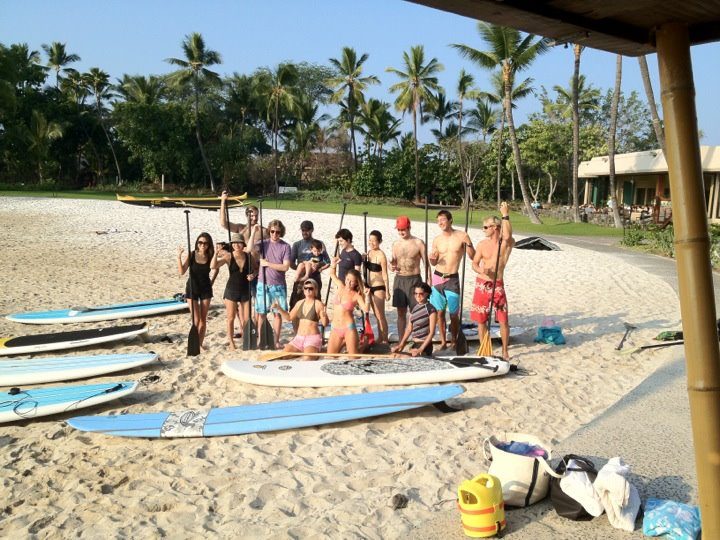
[254,63,299,196]
[42,42,80,88]
[25,110,63,182]
[570,44,583,222]
[387,45,444,202]
[60,71,89,106]
[286,92,329,182]
[455,70,480,205]
[453,23,549,224]
[422,89,455,139]
[166,32,222,191]
[84,68,123,184]
[608,55,624,228]
[117,75,167,106]
[358,98,402,158]
[638,55,666,155]
[465,98,499,143]
[327,47,380,170]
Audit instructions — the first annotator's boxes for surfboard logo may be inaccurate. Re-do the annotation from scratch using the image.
[160,409,208,437]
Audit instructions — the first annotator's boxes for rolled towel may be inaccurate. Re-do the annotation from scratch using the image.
[559,459,604,517]
[593,457,641,531]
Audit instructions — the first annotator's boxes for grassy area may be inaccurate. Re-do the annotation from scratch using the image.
[1,190,623,237]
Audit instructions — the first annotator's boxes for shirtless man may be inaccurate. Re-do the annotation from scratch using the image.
[428,210,475,349]
[390,216,426,339]
[470,201,515,360]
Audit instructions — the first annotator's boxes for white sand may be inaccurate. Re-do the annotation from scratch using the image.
[0,197,680,538]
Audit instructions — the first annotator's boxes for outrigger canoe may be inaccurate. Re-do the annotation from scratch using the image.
[116,193,247,209]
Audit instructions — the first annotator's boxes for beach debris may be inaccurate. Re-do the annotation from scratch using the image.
[615,322,637,350]
[390,493,409,510]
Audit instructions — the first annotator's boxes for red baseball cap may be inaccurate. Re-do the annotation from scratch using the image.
[395,216,411,229]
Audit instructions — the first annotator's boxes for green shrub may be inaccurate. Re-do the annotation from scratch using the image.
[620,226,646,247]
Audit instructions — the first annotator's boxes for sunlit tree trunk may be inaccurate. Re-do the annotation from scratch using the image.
[609,55,624,228]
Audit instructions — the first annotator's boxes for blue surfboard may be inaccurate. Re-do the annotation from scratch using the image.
[6,295,187,324]
[67,384,465,438]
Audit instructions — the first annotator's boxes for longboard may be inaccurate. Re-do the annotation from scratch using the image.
[0,352,158,386]
[116,193,247,209]
[0,323,148,356]
[222,356,510,387]
[6,296,187,324]
[1,381,137,423]
[66,384,465,438]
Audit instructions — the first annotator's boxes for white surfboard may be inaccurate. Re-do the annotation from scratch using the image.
[0,352,158,386]
[1,381,138,424]
[222,356,510,387]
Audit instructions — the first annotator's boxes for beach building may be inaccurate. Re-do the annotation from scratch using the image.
[579,146,720,222]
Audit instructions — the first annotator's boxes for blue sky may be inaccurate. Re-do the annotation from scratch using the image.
[2,0,719,146]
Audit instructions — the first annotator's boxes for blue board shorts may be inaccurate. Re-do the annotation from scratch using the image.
[255,283,288,314]
[430,272,460,315]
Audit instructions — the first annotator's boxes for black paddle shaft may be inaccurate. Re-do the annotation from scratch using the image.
[324,202,348,305]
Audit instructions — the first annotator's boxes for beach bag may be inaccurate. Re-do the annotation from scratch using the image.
[642,498,701,540]
[534,325,566,345]
[550,455,599,521]
[483,433,561,507]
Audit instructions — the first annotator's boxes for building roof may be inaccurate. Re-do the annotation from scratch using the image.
[407,0,720,56]
[579,146,720,178]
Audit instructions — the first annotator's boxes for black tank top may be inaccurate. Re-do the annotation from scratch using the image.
[189,252,212,294]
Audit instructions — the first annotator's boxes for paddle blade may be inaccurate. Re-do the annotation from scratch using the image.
[477,329,492,357]
[258,319,275,350]
[187,324,201,356]
[242,319,257,350]
[455,329,468,356]
[364,314,376,347]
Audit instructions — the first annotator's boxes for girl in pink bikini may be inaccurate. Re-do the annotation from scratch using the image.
[274,278,329,359]
[327,265,370,355]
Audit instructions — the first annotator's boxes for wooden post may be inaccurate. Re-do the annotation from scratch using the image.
[657,22,720,536]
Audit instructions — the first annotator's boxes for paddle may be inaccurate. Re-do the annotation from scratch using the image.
[615,321,637,350]
[620,340,685,355]
[424,197,429,282]
[184,210,200,356]
[68,294,184,314]
[477,235,503,357]
[455,197,472,356]
[323,202,348,306]
[362,211,375,347]
[257,199,275,350]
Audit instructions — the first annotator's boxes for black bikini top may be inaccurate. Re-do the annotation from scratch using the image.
[365,260,382,273]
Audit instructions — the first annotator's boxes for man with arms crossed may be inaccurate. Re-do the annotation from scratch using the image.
[471,201,515,360]
[390,216,427,340]
[428,210,475,349]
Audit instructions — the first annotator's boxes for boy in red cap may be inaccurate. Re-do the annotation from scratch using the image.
[390,215,428,339]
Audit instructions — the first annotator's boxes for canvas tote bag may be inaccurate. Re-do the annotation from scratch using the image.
[483,433,562,507]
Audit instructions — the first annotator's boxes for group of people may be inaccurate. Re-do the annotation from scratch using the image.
[177,191,515,360]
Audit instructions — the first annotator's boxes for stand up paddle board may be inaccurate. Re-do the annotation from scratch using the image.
[1,381,137,424]
[66,384,465,438]
[223,356,510,387]
[0,352,158,386]
[6,296,187,324]
[0,323,148,356]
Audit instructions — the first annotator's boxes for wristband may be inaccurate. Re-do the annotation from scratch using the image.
[502,216,510,220]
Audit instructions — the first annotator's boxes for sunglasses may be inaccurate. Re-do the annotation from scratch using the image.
[197,240,209,245]
[483,225,496,230]
[269,230,280,234]
[303,286,315,291]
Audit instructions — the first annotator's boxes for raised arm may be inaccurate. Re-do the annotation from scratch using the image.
[219,191,241,233]
[177,247,190,276]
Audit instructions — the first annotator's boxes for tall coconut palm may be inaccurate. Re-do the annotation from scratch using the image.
[42,42,80,88]
[60,70,89,106]
[358,98,402,158]
[570,44,583,222]
[421,89,455,139]
[455,70,480,205]
[638,55,666,155]
[25,110,63,182]
[387,45,443,202]
[552,75,601,119]
[327,47,380,170]
[166,32,222,191]
[254,63,299,196]
[453,23,549,223]
[117,74,168,106]
[286,92,329,182]
[465,98,499,143]
[608,55,624,228]
[83,68,123,184]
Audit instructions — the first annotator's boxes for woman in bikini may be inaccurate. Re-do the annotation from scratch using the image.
[274,278,329,359]
[326,265,370,355]
[211,233,257,350]
[365,230,390,344]
[178,232,218,351]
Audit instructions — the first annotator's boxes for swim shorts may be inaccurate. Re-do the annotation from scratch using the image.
[392,274,423,309]
[255,283,288,314]
[430,272,460,315]
[470,278,508,324]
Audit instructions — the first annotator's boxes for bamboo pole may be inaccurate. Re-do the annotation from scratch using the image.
[656,22,720,535]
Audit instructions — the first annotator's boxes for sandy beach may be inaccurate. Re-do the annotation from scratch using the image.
[0,197,682,538]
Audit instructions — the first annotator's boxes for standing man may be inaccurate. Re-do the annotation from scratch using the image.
[254,219,291,350]
[428,210,475,350]
[289,220,330,313]
[470,202,515,360]
[390,216,427,340]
